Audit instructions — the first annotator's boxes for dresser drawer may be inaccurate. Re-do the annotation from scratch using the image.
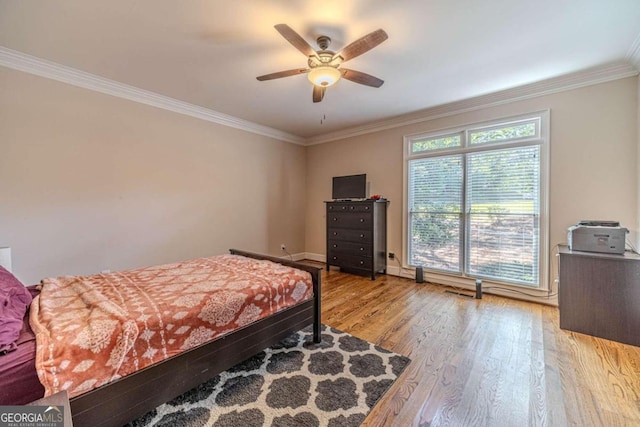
[328,240,372,257]
[327,212,372,229]
[327,252,373,270]
[327,203,374,213]
[327,228,372,243]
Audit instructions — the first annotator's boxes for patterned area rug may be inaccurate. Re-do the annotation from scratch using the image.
[126,324,410,427]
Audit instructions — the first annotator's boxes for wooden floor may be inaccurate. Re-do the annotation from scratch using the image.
[317,266,640,427]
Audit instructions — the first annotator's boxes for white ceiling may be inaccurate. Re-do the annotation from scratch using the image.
[1,0,639,141]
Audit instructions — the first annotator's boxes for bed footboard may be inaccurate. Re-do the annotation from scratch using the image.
[228,249,322,343]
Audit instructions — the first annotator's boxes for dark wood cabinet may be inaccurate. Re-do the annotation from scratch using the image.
[325,200,387,280]
[558,246,640,347]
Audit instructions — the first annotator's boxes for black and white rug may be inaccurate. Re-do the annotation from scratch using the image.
[127,324,410,427]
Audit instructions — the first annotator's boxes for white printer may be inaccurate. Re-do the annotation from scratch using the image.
[567,220,628,255]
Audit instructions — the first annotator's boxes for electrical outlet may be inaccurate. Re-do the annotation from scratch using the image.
[280,244,286,251]
[388,252,395,260]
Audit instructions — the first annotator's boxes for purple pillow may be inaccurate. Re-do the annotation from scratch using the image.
[0,266,32,354]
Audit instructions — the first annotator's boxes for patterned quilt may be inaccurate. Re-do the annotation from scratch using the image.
[29,254,313,398]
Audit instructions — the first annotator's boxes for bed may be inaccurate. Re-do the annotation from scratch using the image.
[0,249,321,426]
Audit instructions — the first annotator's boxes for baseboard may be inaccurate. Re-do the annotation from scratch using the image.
[385,265,417,280]
[303,253,556,306]
[302,252,326,263]
[301,254,415,280]
[409,268,557,306]
[279,252,307,262]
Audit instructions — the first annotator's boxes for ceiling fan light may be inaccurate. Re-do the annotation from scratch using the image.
[308,66,341,87]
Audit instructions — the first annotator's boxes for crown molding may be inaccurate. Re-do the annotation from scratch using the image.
[1,46,637,147]
[305,61,639,145]
[627,31,640,70]
[0,46,305,145]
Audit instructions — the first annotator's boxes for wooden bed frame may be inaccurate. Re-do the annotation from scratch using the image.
[67,249,322,427]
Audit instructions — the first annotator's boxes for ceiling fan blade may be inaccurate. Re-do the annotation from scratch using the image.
[341,68,384,88]
[274,24,320,60]
[334,29,388,62]
[312,85,325,103]
[256,68,308,81]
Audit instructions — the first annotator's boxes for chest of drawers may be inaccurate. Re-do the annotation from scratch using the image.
[325,200,387,280]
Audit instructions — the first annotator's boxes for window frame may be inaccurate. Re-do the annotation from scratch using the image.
[402,111,550,290]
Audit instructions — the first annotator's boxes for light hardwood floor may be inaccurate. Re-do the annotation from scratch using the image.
[317,266,640,427]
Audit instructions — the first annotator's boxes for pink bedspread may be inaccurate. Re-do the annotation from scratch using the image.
[29,255,313,398]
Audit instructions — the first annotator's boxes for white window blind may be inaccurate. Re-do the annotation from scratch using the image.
[405,114,547,287]
[466,146,540,285]
[408,156,463,272]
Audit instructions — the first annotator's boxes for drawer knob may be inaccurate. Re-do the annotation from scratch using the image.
[360,219,364,222]
[360,247,364,251]
[333,256,337,260]
[333,218,338,221]
[341,206,346,210]
[360,234,364,238]
[360,261,364,265]
[333,244,337,248]
[350,206,354,210]
[365,206,370,210]
[333,232,338,236]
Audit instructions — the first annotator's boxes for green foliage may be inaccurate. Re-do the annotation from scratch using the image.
[411,212,459,248]
[470,122,536,145]
[411,122,536,154]
[412,135,461,153]
[466,146,539,214]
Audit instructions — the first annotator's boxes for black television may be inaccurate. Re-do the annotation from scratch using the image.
[332,174,367,200]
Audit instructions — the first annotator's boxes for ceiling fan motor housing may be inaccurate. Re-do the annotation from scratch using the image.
[316,35,331,50]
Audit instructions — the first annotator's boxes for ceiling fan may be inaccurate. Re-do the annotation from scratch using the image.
[256,24,388,103]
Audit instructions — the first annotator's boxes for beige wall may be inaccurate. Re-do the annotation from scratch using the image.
[0,68,307,284]
[637,74,640,249]
[305,77,639,287]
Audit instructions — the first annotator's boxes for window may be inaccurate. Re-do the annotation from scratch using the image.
[404,113,548,288]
